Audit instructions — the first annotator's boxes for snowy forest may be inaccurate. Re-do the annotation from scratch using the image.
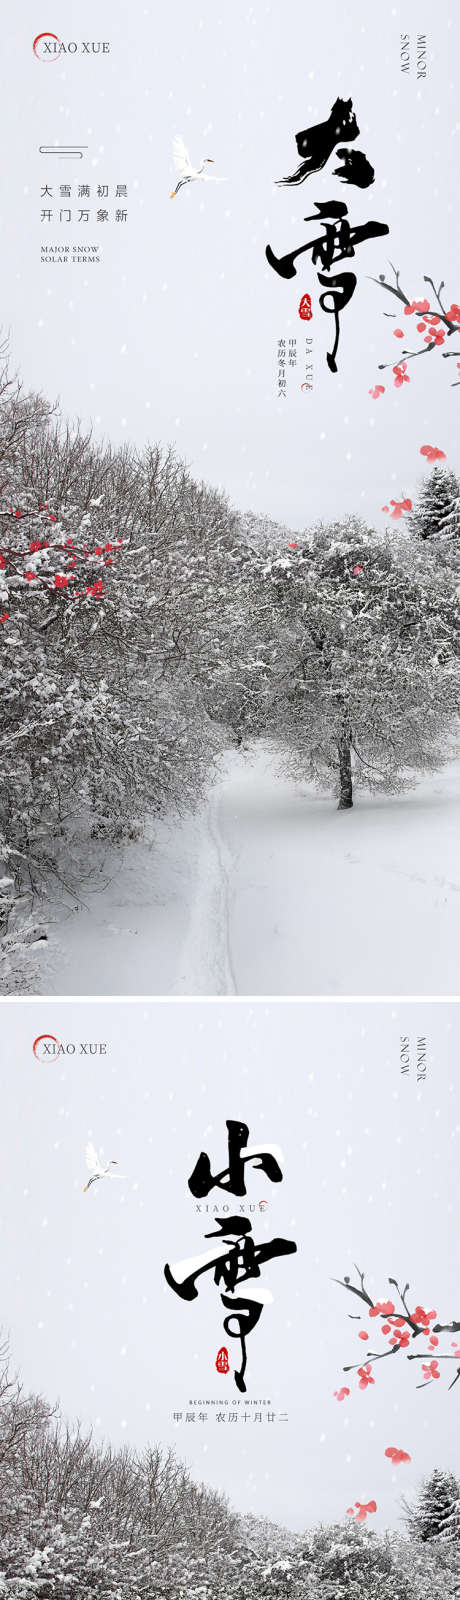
[1,343,460,988]
[0,1335,460,1600]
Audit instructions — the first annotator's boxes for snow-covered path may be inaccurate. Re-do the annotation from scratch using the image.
[39,747,460,996]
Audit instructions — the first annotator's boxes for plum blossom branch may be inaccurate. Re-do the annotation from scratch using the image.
[369,263,460,388]
[343,1345,402,1372]
[334,1265,460,1399]
[407,1356,460,1392]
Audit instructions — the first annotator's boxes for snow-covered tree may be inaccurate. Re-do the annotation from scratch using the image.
[403,1467,460,1543]
[0,347,242,980]
[3,329,460,977]
[257,517,460,808]
[408,465,460,541]
[3,1333,460,1600]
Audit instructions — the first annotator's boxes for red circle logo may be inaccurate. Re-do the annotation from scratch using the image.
[33,33,62,61]
[33,1034,60,1061]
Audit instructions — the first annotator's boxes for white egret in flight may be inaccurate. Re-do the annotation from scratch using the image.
[83,1142,126,1192]
[170,136,226,198]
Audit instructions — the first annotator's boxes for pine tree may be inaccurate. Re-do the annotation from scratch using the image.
[403,1467,460,1542]
[409,465,460,540]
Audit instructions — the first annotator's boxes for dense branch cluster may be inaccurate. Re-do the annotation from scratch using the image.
[1,343,460,985]
[1,1337,460,1600]
[0,347,247,980]
[259,514,460,809]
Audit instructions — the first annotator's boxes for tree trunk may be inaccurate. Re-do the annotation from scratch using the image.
[337,730,353,810]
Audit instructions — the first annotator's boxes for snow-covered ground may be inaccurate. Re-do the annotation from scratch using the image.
[35,746,460,996]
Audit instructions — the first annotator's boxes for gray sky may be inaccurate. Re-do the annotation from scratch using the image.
[1,999,459,1531]
[2,0,460,528]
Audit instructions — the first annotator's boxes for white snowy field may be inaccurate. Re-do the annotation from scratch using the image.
[30,742,456,992]
[34,746,460,997]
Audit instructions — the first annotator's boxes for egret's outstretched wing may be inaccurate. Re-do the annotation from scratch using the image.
[85,1141,102,1175]
[172,135,193,176]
